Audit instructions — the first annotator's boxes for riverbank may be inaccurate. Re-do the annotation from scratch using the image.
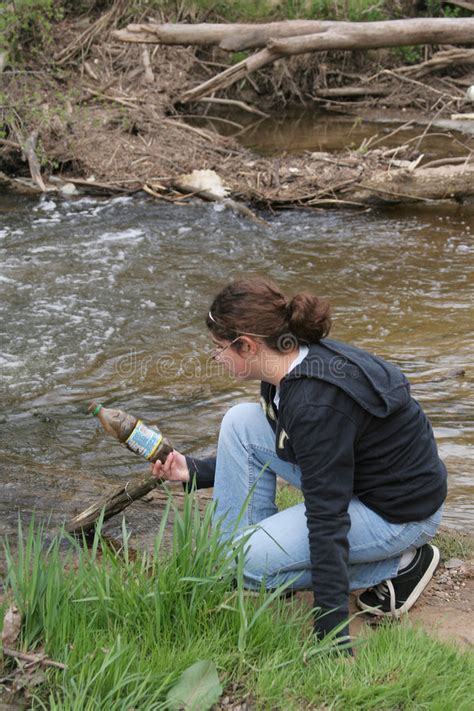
[0,503,473,710]
[1,3,474,208]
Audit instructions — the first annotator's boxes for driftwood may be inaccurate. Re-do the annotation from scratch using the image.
[66,474,158,534]
[114,18,474,53]
[337,162,474,205]
[0,170,44,194]
[114,20,342,51]
[316,85,390,97]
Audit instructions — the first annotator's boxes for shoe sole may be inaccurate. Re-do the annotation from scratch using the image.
[357,544,440,618]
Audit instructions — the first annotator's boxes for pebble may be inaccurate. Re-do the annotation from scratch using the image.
[444,558,465,570]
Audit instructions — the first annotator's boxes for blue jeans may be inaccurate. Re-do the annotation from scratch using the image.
[213,403,443,591]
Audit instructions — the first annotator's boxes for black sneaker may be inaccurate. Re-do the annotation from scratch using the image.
[356,544,440,618]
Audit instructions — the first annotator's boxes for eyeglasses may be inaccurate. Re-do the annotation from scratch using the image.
[210,335,241,360]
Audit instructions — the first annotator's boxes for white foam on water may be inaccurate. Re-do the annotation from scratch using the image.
[0,350,24,363]
[33,216,61,225]
[36,199,57,212]
[29,245,64,254]
[110,196,134,206]
[95,228,145,243]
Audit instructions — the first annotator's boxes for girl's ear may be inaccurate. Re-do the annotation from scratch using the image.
[238,336,259,354]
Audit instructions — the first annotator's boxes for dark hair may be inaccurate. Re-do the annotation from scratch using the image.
[206,277,331,352]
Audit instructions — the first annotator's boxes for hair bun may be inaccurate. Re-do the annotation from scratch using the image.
[287,292,331,343]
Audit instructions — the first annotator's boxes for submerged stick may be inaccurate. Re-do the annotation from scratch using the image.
[66,474,157,534]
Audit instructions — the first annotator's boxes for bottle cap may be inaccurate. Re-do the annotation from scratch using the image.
[91,403,103,416]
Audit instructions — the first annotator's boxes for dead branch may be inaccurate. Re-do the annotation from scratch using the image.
[143,183,192,203]
[22,131,46,192]
[2,646,67,670]
[315,85,390,97]
[55,0,129,65]
[81,87,142,108]
[0,137,22,150]
[420,155,473,169]
[141,47,154,84]
[197,97,269,117]
[397,48,474,77]
[67,474,158,534]
[162,118,218,142]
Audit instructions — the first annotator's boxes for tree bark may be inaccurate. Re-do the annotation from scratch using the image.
[114,18,474,52]
[114,20,328,51]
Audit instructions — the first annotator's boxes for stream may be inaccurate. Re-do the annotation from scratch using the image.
[1,188,472,555]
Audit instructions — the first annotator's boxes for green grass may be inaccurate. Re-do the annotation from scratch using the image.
[146,0,388,22]
[433,527,474,561]
[1,497,473,710]
[276,482,304,511]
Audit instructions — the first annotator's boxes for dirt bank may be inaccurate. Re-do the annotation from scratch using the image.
[1,8,474,209]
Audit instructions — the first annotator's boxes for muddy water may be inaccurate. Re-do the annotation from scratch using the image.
[192,108,474,159]
[235,110,474,158]
[0,192,473,553]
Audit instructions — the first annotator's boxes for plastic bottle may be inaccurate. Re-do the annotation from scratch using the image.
[89,402,173,463]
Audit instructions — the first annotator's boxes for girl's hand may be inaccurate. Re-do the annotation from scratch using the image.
[150,450,190,484]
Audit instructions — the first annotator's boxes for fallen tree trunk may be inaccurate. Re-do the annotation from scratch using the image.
[301,162,474,207]
[114,18,474,53]
[345,163,474,205]
[114,20,329,50]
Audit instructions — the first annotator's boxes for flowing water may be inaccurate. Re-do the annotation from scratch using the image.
[1,189,472,550]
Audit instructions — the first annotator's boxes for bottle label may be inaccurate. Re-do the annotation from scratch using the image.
[125,421,163,460]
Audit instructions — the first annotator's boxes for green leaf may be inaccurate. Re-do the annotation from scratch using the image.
[166,660,222,710]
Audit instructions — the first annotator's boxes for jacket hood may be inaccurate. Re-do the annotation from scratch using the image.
[284,339,411,418]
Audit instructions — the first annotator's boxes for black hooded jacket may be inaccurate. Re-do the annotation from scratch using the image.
[186,339,447,639]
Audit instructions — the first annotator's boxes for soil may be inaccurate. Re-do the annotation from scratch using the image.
[284,547,473,653]
[351,557,474,649]
[1,10,474,208]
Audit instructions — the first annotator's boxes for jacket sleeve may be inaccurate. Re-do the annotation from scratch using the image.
[284,404,358,642]
[184,456,216,490]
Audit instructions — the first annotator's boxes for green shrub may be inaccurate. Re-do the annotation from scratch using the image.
[0,0,62,60]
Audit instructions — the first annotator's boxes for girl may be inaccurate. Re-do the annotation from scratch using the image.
[152,278,446,644]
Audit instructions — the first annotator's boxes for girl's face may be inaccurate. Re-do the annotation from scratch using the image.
[210,336,287,383]
[211,336,261,381]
